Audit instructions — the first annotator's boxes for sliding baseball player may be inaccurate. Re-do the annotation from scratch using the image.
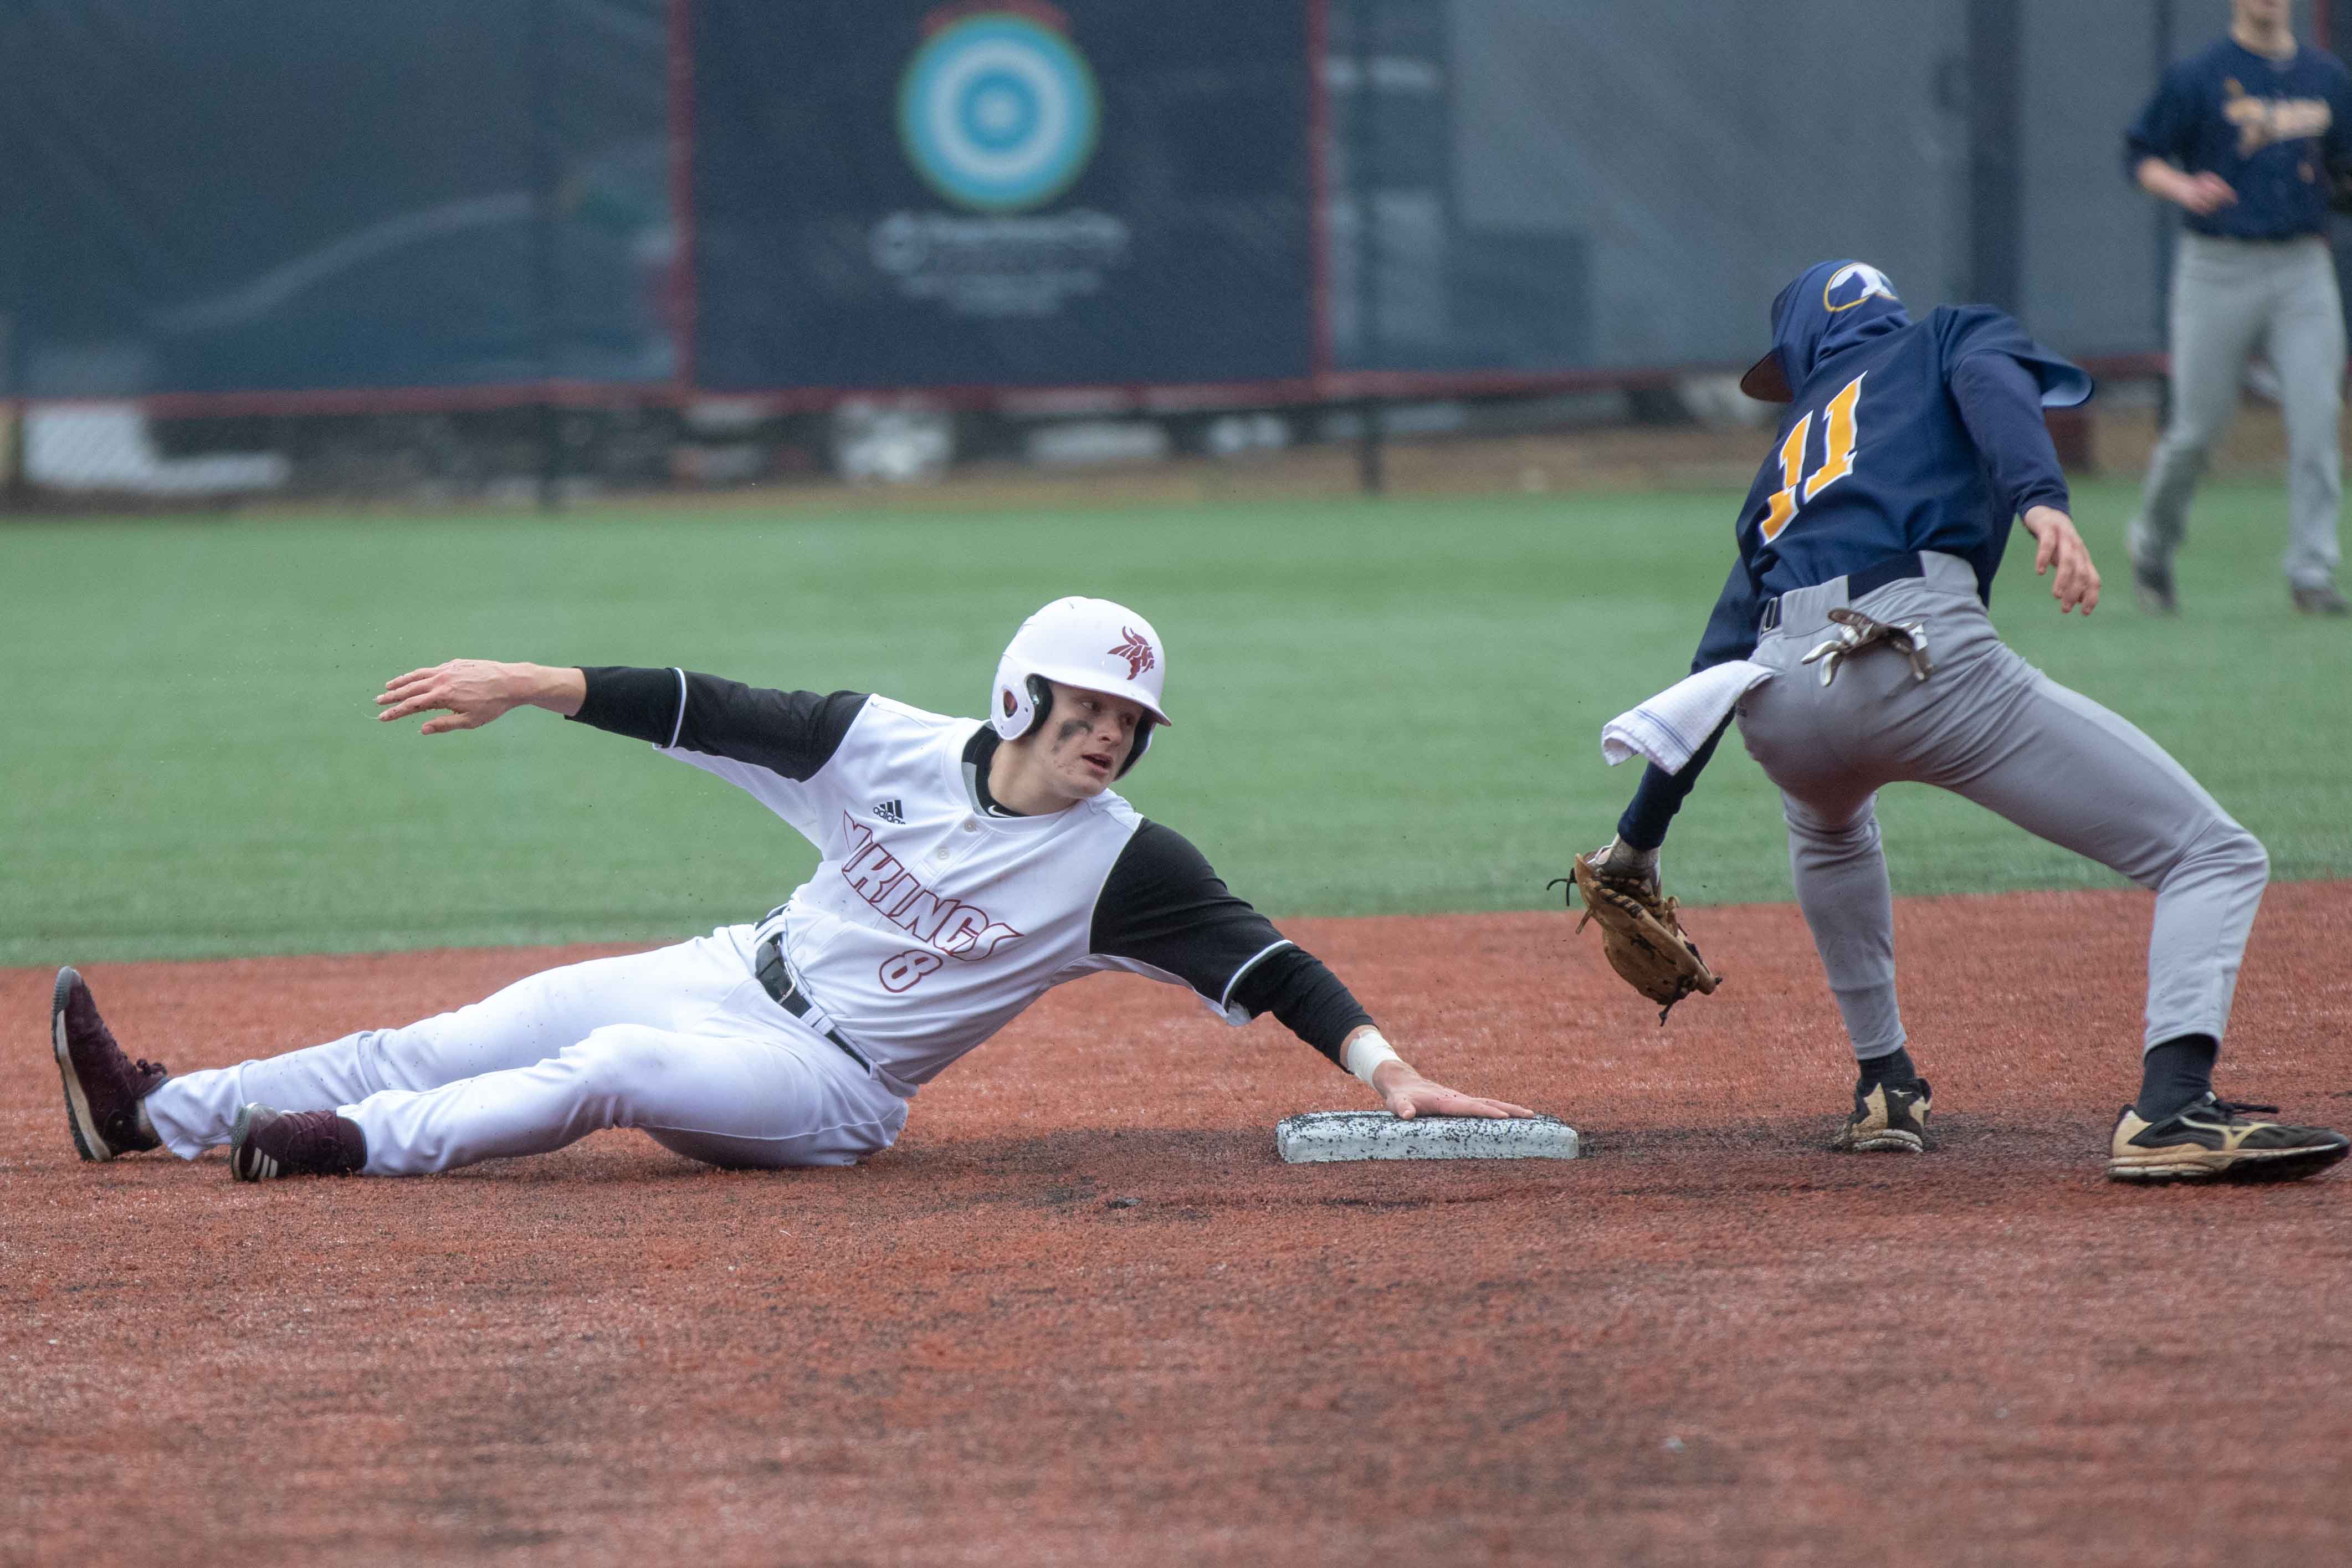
[52,596,1531,1179]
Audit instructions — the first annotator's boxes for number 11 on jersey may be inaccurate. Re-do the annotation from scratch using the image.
[1760,373,1864,541]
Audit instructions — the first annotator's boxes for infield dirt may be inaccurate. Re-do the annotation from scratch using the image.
[7,883,2350,1566]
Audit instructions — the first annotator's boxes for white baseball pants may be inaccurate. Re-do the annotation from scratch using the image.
[142,926,908,1175]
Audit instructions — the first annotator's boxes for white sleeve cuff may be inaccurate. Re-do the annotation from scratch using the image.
[1342,1028,1402,1091]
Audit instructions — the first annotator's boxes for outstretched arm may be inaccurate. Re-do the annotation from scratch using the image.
[1948,350,2100,614]
[1342,1025,1534,1121]
[1094,822,1534,1120]
[1229,946,1533,1120]
[377,660,584,734]
[380,662,870,778]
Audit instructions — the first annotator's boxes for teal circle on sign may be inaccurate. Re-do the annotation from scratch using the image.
[898,14,1100,213]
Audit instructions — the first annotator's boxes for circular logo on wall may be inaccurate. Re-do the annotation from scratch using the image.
[898,13,1100,214]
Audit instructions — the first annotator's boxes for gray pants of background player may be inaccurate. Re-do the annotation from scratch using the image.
[2129,232,2344,592]
[1734,551,2268,1065]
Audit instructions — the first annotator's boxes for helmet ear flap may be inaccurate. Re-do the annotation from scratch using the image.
[1021,674,1054,739]
[1115,715,1155,778]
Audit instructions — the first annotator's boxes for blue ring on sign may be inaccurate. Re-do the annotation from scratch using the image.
[898,14,1099,213]
[959,70,1038,151]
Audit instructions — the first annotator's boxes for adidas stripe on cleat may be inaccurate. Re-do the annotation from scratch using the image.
[230,1104,368,1181]
[2108,1095,2349,1184]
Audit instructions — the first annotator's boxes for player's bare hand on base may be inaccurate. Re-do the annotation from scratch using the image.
[2021,506,2100,614]
[1369,1059,1535,1121]
[377,660,586,734]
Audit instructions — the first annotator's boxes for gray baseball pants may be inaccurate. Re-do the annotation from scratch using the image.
[1734,551,2268,1063]
[2129,232,2344,592]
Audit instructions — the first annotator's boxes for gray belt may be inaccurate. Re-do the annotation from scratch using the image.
[752,935,872,1073]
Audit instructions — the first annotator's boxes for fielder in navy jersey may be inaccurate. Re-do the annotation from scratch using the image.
[1582,259,2346,1183]
[2123,0,2352,614]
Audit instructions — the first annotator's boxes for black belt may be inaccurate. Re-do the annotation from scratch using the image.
[752,935,873,1073]
[1758,551,1925,634]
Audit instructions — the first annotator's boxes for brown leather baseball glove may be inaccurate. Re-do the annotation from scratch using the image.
[1556,847,1722,1024]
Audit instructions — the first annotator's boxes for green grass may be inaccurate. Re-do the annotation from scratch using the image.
[2,479,2344,963]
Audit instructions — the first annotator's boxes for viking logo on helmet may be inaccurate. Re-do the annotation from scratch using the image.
[1823,263,1899,312]
[1109,628,1155,680]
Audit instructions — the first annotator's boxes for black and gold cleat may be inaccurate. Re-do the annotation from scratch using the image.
[1829,1079,1932,1153]
[2108,1095,2349,1184]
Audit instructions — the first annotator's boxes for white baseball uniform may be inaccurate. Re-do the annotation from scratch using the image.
[143,668,1372,1175]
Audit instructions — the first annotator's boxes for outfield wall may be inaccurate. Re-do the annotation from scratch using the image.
[0,0,2323,418]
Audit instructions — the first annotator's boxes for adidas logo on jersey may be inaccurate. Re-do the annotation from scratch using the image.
[873,799,905,824]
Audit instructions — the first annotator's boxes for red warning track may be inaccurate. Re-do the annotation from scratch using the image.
[6,882,2350,1564]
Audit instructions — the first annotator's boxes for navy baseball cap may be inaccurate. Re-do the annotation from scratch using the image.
[1739,260,1910,403]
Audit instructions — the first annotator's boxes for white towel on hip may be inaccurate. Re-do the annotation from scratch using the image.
[1600,660,1775,772]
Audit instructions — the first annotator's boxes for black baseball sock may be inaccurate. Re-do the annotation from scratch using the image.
[1856,1046,1919,1089]
[2135,1034,2218,1121]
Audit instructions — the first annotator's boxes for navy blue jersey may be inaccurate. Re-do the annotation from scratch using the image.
[2125,36,2352,240]
[1615,260,2093,853]
[1689,264,2090,673]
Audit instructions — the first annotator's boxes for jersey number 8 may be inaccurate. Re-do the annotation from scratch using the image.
[880,950,946,992]
[1760,372,1864,542]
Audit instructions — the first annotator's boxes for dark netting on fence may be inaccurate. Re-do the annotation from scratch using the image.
[0,0,2318,505]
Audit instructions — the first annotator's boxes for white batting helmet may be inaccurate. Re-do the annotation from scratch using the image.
[990,597,1172,777]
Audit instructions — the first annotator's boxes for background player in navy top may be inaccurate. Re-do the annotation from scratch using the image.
[1581,259,2346,1183]
[2124,0,2352,616]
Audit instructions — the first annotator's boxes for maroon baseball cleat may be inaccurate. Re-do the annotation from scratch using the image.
[229,1104,367,1181]
[51,967,170,1161]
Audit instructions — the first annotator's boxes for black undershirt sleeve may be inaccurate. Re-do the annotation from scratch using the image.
[1614,716,1733,851]
[1090,821,1373,1069]
[1227,947,1375,1068]
[568,667,868,782]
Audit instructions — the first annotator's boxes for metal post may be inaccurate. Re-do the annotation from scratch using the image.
[1351,0,1383,495]
[0,316,25,513]
[2153,0,2175,428]
[1,403,24,512]
[526,0,563,512]
[1965,0,2023,315]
